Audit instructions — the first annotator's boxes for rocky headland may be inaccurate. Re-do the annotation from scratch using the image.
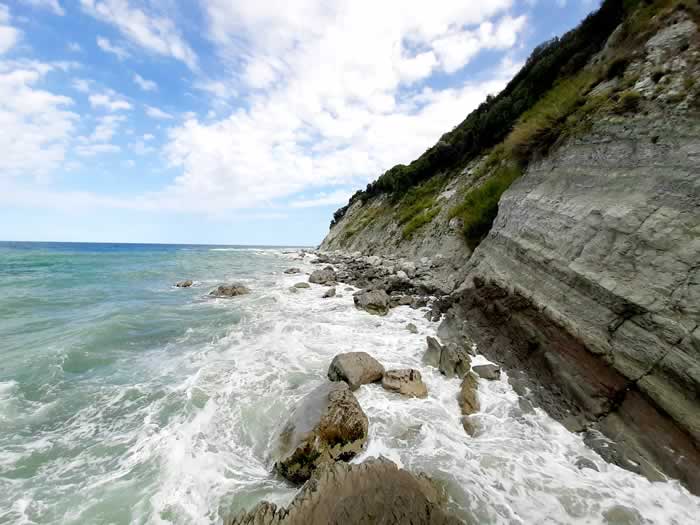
[316,0,700,498]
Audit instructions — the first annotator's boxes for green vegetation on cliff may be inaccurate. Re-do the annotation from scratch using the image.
[331,0,700,248]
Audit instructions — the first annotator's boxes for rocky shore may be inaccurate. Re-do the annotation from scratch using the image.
[299,248,699,495]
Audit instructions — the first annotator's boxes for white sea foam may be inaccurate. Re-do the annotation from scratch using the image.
[2,251,698,524]
[137,264,700,524]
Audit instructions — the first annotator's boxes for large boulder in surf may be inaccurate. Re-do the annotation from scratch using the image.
[209,284,250,297]
[327,352,385,390]
[175,279,193,288]
[439,344,472,378]
[382,369,428,398]
[274,382,368,484]
[353,289,390,316]
[423,336,443,367]
[309,267,337,285]
[472,364,501,381]
[458,372,480,416]
[229,458,462,525]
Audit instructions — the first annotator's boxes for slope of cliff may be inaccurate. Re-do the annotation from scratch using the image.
[321,0,700,493]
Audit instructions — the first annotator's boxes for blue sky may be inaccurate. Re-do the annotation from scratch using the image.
[1,0,598,245]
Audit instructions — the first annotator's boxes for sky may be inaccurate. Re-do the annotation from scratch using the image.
[0,0,599,246]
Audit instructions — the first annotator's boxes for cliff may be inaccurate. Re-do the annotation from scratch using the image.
[320,0,700,493]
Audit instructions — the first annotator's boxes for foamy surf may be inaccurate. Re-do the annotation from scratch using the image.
[1,245,698,524]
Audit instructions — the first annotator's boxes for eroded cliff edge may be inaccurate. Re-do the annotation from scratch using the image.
[321,2,700,494]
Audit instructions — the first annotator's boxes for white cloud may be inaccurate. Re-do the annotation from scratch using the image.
[20,0,65,16]
[130,140,155,155]
[96,36,130,60]
[68,42,82,52]
[89,91,132,111]
[143,133,154,141]
[0,5,20,55]
[160,0,524,211]
[0,59,78,179]
[133,73,157,91]
[290,190,354,208]
[80,0,197,69]
[145,105,173,119]
[75,142,120,156]
[72,78,91,92]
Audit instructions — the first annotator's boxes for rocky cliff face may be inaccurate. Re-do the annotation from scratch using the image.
[320,7,700,493]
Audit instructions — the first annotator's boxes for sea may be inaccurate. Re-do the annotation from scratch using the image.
[0,241,698,524]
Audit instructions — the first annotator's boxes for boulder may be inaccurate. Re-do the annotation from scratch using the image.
[294,282,310,289]
[396,270,408,280]
[382,369,428,398]
[461,416,478,437]
[322,287,336,298]
[209,284,250,297]
[229,458,461,525]
[175,280,193,288]
[575,457,599,472]
[309,267,337,285]
[406,323,418,334]
[439,344,472,378]
[423,336,443,367]
[328,352,385,390]
[353,289,390,316]
[458,372,480,416]
[274,382,368,484]
[472,364,501,381]
[284,267,301,274]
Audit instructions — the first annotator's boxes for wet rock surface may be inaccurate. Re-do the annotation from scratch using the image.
[209,284,250,297]
[472,364,501,381]
[327,352,384,391]
[175,279,193,288]
[274,382,368,484]
[458,372,480,416]
[353,289,390,316]
[309,267,337,285]
[229,458,462,525]
[382,369,428,398]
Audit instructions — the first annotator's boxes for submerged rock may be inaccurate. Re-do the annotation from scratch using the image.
[327,352,384,391]
[230,458,461,525]
[575,456,599,472]
[472,364,501,381]
[209,284,250,297]
[382,369,428,398]
[322,287,336,298]
[294,282,310,289]
[309,267,337,285]
[284,267,302,274]
[353,289,390,316]
[175,280,193,288]
[458,372,480,416]
[274,382,368,484]
[406,322,418,334]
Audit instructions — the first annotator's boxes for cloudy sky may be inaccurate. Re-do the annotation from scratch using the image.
[1,0,597,245]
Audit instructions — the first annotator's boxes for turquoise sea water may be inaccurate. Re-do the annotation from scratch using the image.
[1,242,699,525]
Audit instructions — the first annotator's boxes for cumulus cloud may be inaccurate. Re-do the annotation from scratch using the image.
[0,59,78,179]
[20,0,65,16]
[145,105,173,119]
[81,0,197,69]
[160,0,525,211]
[89,91,132,111]
[0,5,20,55]
[133,73,157,91]
[289,190,354,208]
[96,36,130,60]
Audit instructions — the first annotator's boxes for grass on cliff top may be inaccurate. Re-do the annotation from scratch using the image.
[449,164,522,250]
[338,204,388,246]
[395,175,446,239]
